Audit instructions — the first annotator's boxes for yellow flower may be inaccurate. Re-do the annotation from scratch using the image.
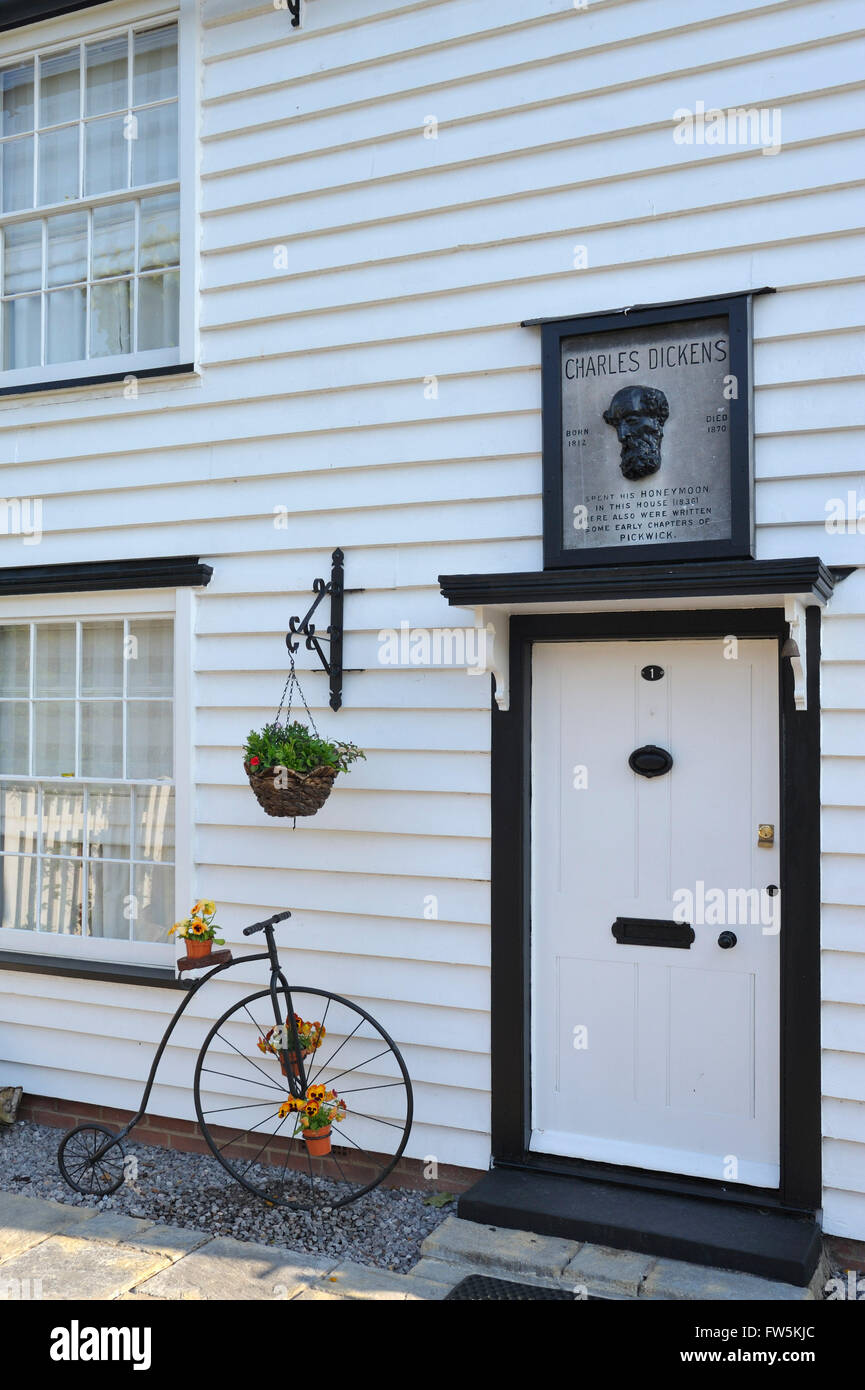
[308,1084,326,1101]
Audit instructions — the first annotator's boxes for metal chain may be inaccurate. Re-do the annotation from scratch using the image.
[274,649,320,737]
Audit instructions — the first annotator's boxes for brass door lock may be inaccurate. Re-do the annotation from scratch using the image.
[758,824,775,848]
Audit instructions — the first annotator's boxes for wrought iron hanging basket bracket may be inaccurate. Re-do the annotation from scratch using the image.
[285,0,301,28]
[287,549,360,712]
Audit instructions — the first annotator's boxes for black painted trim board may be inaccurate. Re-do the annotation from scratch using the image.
[439,556,838,606]
[488,607,822,1218]
[1,1,111,33]
[0,555,213,594]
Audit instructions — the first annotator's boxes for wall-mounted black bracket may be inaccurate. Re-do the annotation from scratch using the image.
[287,549,359,711]
[286,0,301,26]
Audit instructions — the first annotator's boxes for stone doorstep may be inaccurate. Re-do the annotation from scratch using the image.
[419,1217,826,1301]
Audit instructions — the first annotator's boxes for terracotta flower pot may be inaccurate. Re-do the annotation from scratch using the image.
[186,937,213,960]
[280,1047,312,1078]
[302,1125,331,1157]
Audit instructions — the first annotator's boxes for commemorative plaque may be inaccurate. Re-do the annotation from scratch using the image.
[538,295,757,568]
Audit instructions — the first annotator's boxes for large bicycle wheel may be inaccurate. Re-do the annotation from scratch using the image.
[193,986,413,1211]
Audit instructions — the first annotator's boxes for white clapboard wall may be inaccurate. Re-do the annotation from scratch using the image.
[0,0,862,1231]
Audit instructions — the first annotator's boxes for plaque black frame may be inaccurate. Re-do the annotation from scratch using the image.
[536,291,767,570]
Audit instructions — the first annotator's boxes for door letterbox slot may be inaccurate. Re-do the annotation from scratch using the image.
[611,917,695,949]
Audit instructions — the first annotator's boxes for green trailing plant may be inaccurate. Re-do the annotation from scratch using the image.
[243,720,365,776]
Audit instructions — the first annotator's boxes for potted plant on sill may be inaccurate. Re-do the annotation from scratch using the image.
[243,720,365,819]
[279,1085,347,1157]
[257,1016,325,1077]
[169,900,225,960]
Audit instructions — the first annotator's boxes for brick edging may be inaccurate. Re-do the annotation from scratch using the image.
[19,1092,482,1194]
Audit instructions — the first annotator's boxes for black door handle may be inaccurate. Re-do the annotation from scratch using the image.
[717,931,737,949]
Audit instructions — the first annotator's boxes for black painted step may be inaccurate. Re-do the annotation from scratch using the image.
[458,1168,821,1287]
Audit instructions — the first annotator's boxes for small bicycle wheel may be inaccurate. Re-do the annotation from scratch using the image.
[58,1124,126,1196]
[193,987,413,1212]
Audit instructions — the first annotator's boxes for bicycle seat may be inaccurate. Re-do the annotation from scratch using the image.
[243,910,292,936]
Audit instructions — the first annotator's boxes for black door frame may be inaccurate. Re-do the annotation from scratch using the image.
[489,605,822,1214]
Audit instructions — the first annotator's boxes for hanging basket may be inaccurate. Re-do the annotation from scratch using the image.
[245,760,338,818]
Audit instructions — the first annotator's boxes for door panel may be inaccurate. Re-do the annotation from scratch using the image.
[530,639,780,1187]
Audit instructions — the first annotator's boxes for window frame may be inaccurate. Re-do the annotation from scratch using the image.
[0,0,197,395]
[0,583,192,967]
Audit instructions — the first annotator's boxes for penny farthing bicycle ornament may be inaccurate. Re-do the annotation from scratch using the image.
[57,910,414,1212]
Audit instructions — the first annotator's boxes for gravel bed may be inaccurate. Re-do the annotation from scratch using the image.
[0,1120,453,1273]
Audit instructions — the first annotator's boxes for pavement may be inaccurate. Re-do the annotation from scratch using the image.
[0,1191,829,1301]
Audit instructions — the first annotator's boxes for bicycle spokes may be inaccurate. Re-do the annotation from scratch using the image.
[193,986,413,1211]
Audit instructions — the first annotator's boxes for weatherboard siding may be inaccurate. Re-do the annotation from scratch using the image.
[0,0,862,1225]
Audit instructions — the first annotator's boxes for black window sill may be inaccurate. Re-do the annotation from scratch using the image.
[0,949,183,989]
[0,362,196,400]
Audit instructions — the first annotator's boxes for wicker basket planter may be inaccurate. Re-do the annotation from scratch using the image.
[245,760,339,818]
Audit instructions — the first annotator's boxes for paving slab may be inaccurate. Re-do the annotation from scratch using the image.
[421,1215,580,1279]
[409,1255,573,1297]
[562,1244,655,1298]
[641,1258,816,1301]
[82,1213,211,1260]
[319,1260,455,1301]
[0,1234,170,1300]
[137,1236,336,1301]
[0,1192,97,1261]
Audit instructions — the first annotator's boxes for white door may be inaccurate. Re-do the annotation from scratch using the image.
[531,639,781,1187]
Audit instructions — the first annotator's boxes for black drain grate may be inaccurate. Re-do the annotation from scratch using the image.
[444,1274,583,1301]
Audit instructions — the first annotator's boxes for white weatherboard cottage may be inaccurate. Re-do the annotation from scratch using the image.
[0,0,862,1285]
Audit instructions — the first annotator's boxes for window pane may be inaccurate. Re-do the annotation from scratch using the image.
[127,701,172,778]
[132,101,177,186]
[34,623,75,697]
[134,785,174,862]
[1,135,34,213]
[0,624,30,695]
[0,703,29,772]
[80,699,123,777]
[1,63,34,137]
[37,123,79,205]
[0,781,38,853]
[42,785,84,856]
[139,191,178,271]
[90,277,131,357]
[33,700,76,775]
[39,48,80,128]
[81,621,123,696]
[46,211,87,287]
[88,860,129,939]
[2,294,41,370]
[92,200,134,279]
[133,861,172,942]
[86,36,128,118]
[46,286,86,365]
[40,856,82,934]
[1,855,38,931]
[4,219,41,293]
[88,784,130,858]
[133,25,177,106]
[128,620,173,695]
[138,270,179,352]
[84,115,126,196]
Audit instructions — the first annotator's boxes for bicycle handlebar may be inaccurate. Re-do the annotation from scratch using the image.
[243,910,292,936]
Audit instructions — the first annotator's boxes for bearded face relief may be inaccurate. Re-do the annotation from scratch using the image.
[603,385,670,481]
